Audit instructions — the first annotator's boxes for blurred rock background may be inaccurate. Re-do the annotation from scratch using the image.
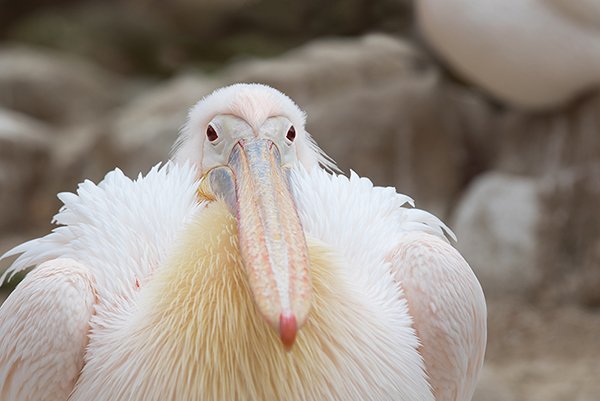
[1,1,599,399]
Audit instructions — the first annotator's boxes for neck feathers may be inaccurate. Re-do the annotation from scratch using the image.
[71,201,431,401]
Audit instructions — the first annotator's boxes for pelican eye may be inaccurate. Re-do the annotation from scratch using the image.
[206,125,218,142]
[286,126,296,142]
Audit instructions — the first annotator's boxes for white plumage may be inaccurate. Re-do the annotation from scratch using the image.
[0,84,486,401]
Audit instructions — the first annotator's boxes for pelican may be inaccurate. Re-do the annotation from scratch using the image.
[0,83,486,401]
[417,0,600,109]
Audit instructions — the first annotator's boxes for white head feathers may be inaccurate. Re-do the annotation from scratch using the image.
[172,83,337,173]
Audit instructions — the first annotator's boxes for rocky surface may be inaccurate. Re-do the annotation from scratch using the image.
[0,109,51,232]
[452,172,542,299]
[494,93,600,176]
[474,300,600,401]
[537,164,600,307]
[0,45,124,124]
[225,34,429,105]
[108,74,221,175]
[5,1,414,75]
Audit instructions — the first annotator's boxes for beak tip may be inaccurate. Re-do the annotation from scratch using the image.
[279,312,298,351]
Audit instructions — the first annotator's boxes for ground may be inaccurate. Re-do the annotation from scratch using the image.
[475,300,600,401]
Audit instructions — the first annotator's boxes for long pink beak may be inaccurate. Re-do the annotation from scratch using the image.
[208,137,312,350]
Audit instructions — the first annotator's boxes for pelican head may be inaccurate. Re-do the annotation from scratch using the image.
[172,83,331,350]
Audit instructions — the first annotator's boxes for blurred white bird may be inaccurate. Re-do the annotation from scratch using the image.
[417,0,600,109]
[0,84,486,401]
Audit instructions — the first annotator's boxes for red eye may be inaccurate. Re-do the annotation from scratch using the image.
[206,125,218,142]
[286,126,296,142]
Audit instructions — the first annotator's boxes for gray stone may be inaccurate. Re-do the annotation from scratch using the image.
[451,172,542,298]
[46,121,115,203]
[472,365,516,401]
[0,45,123,124]
[495,93,600,176]
[225,34,431,105]
[305,76,467,218]
[108,74,221,176]
[8,3,184,75]
[537,164,600,307]
[0,109,51,232]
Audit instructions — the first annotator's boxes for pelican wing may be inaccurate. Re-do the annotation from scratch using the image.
[389,232,487,401]
[0,258,96,401]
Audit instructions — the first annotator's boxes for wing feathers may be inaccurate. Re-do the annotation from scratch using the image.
[389,232,486,401]
[0,258,97,401]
